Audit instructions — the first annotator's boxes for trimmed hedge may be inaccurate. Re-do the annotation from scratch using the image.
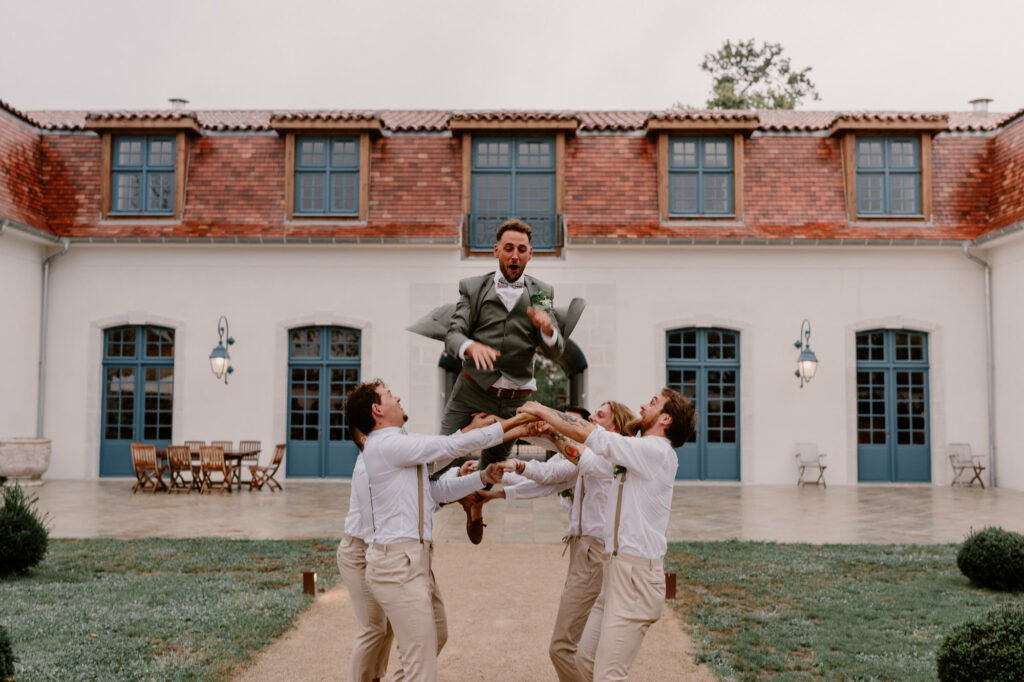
[937,603,1024,681]
[0,623,14,681]
[0,484,49,576]
[956,527,1024,592]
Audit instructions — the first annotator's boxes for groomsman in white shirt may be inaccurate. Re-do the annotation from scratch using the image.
[343,380,530,681]
[517,388,696,681]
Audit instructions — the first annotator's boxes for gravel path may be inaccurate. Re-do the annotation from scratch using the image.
[234,542,715,681]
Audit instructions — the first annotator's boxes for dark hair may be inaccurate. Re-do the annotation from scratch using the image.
[344,380,384,438]
[564,405,591,422]
[495,218,532,243]
[661,387,697,448]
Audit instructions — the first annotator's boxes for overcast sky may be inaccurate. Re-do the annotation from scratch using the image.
[1,0,1020,113]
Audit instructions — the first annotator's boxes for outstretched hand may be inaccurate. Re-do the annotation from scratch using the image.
[517,401,549,420]
[480,463,507,485]
[466,342,501,371]
[526,307,554,336]
[462,412,497,433]
[458,460,479,477]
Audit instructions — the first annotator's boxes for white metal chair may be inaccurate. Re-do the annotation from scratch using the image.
[949,443,986,488]
[795,442,827,487]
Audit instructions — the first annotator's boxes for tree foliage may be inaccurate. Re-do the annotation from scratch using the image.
[701,39,819,110]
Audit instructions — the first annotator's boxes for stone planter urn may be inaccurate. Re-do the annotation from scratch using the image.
[0,438,51,486]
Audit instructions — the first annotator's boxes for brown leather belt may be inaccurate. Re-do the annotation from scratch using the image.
[462,371,532,399]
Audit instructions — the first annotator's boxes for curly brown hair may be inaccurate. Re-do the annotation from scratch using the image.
[661,387,697,448]
[343,380,384,438]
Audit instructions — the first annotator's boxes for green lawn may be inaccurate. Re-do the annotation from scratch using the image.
[0,538,338,681]
[667,541,1023,681]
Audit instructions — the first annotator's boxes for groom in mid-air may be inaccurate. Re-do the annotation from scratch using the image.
[440,218,565,543]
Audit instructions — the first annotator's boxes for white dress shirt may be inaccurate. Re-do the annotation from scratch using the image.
[343,454,374,542]
[457,272,559,391]
[584,426,678,560]
[363,423,504,545]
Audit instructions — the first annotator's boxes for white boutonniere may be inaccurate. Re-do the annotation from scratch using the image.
[530,289,553,312]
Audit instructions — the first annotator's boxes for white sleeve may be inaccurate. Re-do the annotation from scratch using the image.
[521,457,577,486]
[583,428,666,481]
[504,479,569,500]
[430,470,485,504]
[577,448,613,478]
[382,422,504,470]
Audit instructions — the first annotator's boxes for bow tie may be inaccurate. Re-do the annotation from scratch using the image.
[496,277,524,289]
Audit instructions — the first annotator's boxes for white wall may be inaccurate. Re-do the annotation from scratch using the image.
[986,231,1024,490]
[37,242,995,487]
[0,231,46,438]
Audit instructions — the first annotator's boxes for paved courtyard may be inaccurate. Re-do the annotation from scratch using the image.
[30,479,1024,544]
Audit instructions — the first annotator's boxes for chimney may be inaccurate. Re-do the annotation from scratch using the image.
[168,98,189,111]
[969,98,992,116]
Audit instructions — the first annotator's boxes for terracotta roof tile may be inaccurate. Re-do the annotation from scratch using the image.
[0,98,38,126]
[647,109,759,123]
[380,111,450,132]
[449,110,579,122]
[756,110,836,131]
[578,111,650,131]
[198,110,273,131]
[269,110,380,122]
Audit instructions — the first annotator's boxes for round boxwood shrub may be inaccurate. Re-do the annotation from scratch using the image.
[0,623,14,681]
[0,484,49,576]
[956,526,1024,592]
[937,603,1024,681]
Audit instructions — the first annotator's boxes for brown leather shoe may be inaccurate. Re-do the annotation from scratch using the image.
[458,493,486,544]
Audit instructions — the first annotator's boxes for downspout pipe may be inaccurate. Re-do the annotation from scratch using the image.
[961,241,996,488]
[37,238,70,438]
[0,218,9,236]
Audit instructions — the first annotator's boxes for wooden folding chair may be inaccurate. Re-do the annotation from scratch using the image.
[199,445,234,494]
[949,443,986,488]
[184,440,205,484]
[130,443,166,493]
[250,444,285,492]
[795,442,827,487]
[165,445,196,493]
[237,440,261,487]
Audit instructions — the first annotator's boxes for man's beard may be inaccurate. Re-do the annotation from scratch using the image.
[501,263,524,282]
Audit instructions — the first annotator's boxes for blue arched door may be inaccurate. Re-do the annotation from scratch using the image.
[100,325,174,476]
[666,328,740,480]
[286,326,361,477]
[856,330,931,482]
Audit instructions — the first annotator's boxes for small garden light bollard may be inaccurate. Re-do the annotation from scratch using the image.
[665,571,677,600]
[303,570,317,596]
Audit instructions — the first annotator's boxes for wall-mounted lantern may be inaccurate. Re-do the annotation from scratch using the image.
[209,315,234,384]
[794,319,818,388]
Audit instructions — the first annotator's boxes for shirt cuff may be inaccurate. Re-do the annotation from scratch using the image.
[458,339,474,360]
[541,326,558,347]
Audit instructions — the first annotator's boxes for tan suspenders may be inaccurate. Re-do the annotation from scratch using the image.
[417,464,425,544]
[576,476,585,537]
[612,471,626,556]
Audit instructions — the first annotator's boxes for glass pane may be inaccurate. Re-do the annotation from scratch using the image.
[331,173,357,213]
[291,328,321,358]
[147,173,174,212]
[517,139,552,168]
[331,139,358,168]
[857,139,884,168]
[116,138,143,167]
[703,139,730,168]
[670,139,697,168]
[703,175,730,213]
[298,139,326,167]
[475,140,511,168]
[115,173,141,211]
[329,328,360,359]
[145,327,174,358]
[889,140,917,168]
[148,139,174,167]
[298,174,324,212]
[516,175,553,216]
[857,174,884,213]
[670,174,697,214]
[891,174,919,214]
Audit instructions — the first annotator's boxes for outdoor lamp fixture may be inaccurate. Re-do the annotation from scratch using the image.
[209,315,235,384]
[794,319,818,388]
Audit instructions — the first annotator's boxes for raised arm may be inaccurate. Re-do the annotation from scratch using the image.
[517,401,594,445]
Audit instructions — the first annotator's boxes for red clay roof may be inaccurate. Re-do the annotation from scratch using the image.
[22,108,1020,133]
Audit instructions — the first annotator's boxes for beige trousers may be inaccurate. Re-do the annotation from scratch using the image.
[366,541,447,682]
[336,535,403,682]
[575,553,665,682]
[549,535,606,682]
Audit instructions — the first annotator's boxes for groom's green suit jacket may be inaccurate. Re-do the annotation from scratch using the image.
[444,272,566,388]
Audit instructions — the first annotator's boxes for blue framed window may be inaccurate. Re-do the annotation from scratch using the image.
[856,329,930,482]
[294,137,360,215]
[666,327,740,480]
[287,326,361,477]
[111,136,175,214]
[856,136,921,216]
[100,325,175,476]
[668,136,734,216]
[470,136,556,251]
